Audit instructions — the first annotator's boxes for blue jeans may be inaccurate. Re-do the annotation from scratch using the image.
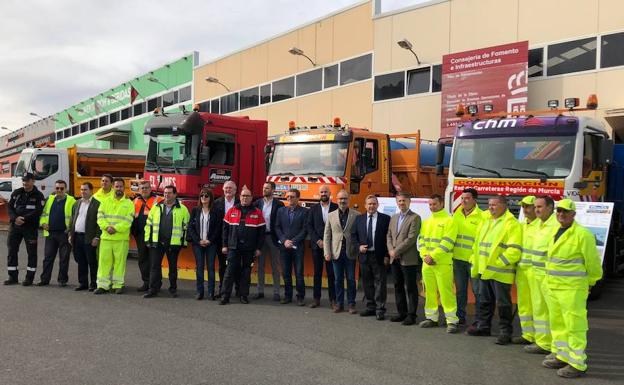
[453,259,480,322]
[281,245,305,300]
[193,243,217,295]
[333,251,356,307]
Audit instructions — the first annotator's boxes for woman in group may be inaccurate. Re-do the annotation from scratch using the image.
[187,188,221,300]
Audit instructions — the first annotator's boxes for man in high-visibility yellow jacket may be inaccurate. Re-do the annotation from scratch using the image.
[93,174,114,203]
[452,187,485,325]
[418,194,459,333]
[94,178,134,294]
[541,199,602,378]
[37,180,76,286]
[523,195,559,355]
[514,195,538,345]
[468,195,522,345]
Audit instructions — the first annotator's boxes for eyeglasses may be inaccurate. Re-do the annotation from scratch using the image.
[200,194,210,198]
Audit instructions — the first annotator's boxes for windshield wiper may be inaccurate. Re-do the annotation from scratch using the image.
[502,167,549,179]
[460,163,502,178]
[299,172,327,176]
[273,171,295,176]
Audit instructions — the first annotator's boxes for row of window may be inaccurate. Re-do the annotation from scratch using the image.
[528,31,624,77]
[374,65,442,102]
[55,86,192,141]
[196,54,373,114]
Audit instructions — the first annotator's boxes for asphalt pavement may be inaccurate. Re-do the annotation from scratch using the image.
[0,231,623,385]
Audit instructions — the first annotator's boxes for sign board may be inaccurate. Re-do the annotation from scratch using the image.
[441,41,529,138]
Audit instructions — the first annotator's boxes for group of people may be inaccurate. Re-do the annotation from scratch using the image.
[4,175,601,378]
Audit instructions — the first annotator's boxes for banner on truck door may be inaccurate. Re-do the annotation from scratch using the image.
[441,41,528,138]
[452,178,565,198]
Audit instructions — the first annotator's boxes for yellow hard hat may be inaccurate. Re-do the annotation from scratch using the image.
[556,198,576,212]
[520,195,536,206]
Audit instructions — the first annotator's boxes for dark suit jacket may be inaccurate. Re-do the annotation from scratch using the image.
[352,211,391,264]
[69,197,101,244]
[214,196,240,219]
[254,197,284,245]
[307,202,338,250]
[187,206,222,247]
[275,205,308,247]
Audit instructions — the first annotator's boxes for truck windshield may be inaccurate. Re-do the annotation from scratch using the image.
[269,141,349,177]
[14,151,33,176]
[452,135,576,178]
[146,134,200,170]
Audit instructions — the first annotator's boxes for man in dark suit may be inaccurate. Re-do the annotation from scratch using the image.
[213,180,239,298]
[275,188,308,306]
[352,195,391,320]
[254,181,284,301]
[68,182,101,291]
[307,185,338,308]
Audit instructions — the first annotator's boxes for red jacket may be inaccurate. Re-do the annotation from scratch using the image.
[222,204,265,252]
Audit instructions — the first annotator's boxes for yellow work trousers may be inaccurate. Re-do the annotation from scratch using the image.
[515,266,534,342]
[96,239,129,290]
[547,287,589,371]
[422,263,458,324]
[528,270,551,351]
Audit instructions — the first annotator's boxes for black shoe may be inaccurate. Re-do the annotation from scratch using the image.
[137,283,149,292]
[88,286,96,292]
[168,288,178,298]
[195,293,204,300]
[252,293,264,300]
[297,299,306,307]
[219,299,229,305]
[209,295,216,301]
[21,280,33,287]
[359,309,376,317]
[240,296,249,304]
[35,281,49,287]
[466,325,491,336]
[143,291,158,298]
[376,313,385,321]
[59,282,67,287]
[273,293,281,302]
[495,335,512,345]
[93,288,108,295]
[402,316,416,326]
[3,279,18,285]
[280,298,292,304]
[114,287,125,295]
[390,314,407,323]
[74,285,88,291]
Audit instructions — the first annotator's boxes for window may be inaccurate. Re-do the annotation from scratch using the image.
[407,67,431,95]
[220,93,239,114]
[109,111,120,125]
[33,154,59,180]
[340,54,372,85]
[178,86,192,102]
[364,139,378,173]
[374,71,404,101]
[210,99,220,114]
[528,48,544,77]
[79,123,88,133]
[547,37,597,76]
[272,77,294,102]
[99,115,109,127]
[324,64,338,88]
[240,87,259,109]
[133,102,146,116]
[89,119,98,130]
[120,108,131,121]
[56,131,63,141]
[70,126,78,136]
[162,91,178,107]
[296,68,322,96]
[63,128,70,138]
[583,134,604,176]
[260,84,271,104]
[197,101,210,112]
[431,64,442,92]
[206,132,235,165]
[601,32,624,68]
[147,97,160,112]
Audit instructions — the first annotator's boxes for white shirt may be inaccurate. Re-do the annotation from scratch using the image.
[200,210,210,241]
[320,202,331,224]
[262,198,273,232]
[225,197,235,213]
[74,199,91,233]
[366,212,378,251]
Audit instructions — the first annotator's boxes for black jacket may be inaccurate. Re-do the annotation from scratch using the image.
[222,204,265,252]
[8,186,45,228]
[69,198,102,244]
[254,197,284,245]
[213,196,240,221]
[187,206,222,247]
[352,211,391,265]
[307,202,338,250]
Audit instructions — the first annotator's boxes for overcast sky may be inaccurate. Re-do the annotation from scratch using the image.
[0,0,424,132]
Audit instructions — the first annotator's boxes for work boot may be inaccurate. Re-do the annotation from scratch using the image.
[524,344,551,354]
[114,287,125,295]
[22,279,33,287]
[419,319,438,328]
[495,335,512,345]
[557,365,586,378]
[446,323,459,334]
[512,336,532,345]
[93,288,108,295]
[3,278,18,285]
[359,309,376,317]
[542,357,567,369]
[136,283,149,292]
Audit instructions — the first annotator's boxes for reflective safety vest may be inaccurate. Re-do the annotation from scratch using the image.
[39,194,76,237]
[546,221,602,289]
[134,194,162,217]
[471,210,522,284]
[524,214,559,274]
[452,205,485,262]
[518,218,540,269]
[418,209,457,265]
[97,196,135,241]
[93,188,114,203]
[144,200,190,247]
